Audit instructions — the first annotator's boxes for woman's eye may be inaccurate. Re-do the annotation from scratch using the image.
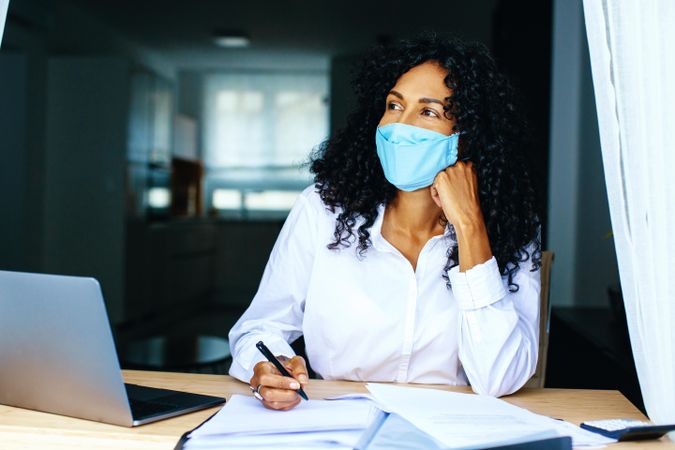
[387,102,402,111]
[421,108,439,118]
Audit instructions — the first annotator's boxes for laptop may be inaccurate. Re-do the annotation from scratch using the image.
[0,270,225,426]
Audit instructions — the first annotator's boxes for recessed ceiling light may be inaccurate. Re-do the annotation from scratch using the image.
[213,31,250,48]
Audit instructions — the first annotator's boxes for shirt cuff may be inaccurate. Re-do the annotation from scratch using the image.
[448,256,508,310]
[229,335,296,382]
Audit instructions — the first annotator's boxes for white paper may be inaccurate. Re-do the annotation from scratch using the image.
[185,429,361,450]
[324,392,377,402]
[185,394,378,449]
[547,419,617,448]
[366,383,615,449]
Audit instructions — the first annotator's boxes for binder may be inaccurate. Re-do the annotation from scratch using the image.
[173,410,220,450]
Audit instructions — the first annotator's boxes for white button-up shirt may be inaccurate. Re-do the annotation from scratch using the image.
[229,185,540,396]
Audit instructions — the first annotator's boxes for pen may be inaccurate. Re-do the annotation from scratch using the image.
[256,341,309,401]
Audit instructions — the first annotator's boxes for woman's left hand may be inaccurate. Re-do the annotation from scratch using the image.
[431,161,483,228]
[431,161,493,271]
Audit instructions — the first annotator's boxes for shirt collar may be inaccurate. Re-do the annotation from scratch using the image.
[370,203,388,252]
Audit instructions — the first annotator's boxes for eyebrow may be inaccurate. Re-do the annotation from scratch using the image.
[389,90,445,106]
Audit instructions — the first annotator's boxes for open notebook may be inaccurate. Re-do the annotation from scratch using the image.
[175,384,613,449]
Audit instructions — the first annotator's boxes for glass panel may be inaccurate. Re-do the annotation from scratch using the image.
[203,71,328,169]
[147,187,171,209]
[203,70,328,215]
[244,190,300,211]
[212,188,243,210]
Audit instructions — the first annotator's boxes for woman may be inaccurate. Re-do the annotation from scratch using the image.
[228,34,542,411]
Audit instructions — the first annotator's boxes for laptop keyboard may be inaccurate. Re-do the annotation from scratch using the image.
[125,383,225,421]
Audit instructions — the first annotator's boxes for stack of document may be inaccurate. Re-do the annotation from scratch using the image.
[180,385,615,450]
[364,383,616,449]
[182,395,380,450]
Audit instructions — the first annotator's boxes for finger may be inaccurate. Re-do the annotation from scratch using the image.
[277,396,302,411]
[250,363,280,390]
[433,173,452,198]
[258,373,301,390]
[286,356,309,384]
[259,385,300,402]
[262,396,301,411]
[443,165,460,179]
[450,162,466,175]
[463,160,475,173]
[253,361,281,376]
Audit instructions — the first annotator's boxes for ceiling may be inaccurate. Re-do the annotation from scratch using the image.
[63,0,499,69]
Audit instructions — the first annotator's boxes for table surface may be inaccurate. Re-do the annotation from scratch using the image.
[0,370,671,449]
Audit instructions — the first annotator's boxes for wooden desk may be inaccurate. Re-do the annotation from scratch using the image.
[0,370,671,449]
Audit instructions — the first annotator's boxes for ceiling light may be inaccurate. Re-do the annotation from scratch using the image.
[213,31,250,48]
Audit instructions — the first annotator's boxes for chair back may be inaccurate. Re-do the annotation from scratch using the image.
[524,250,554,389]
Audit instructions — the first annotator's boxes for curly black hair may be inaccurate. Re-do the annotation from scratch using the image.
[310,34,541,290]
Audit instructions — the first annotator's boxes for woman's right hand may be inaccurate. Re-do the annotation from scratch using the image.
[249,355,309,411]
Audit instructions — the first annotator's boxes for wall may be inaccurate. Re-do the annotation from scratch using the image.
[329,54,361,133]
[44,57,129,323]
[212,221,284,308]
[47,2,175,80]
[176,71,203,159]
[0,13,49,272]
[547,0,619,307]
[0,0,175,323]
[574,38,618,305]
[0,54,27,270]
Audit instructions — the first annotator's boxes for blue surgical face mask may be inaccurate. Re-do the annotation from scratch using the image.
[375,122,459,191]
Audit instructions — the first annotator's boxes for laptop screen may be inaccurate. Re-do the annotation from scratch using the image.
[0,0,8,46]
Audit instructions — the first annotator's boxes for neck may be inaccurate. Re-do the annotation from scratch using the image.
[386,188,443,235]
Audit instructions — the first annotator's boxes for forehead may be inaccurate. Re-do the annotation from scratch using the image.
[390,61,451,99]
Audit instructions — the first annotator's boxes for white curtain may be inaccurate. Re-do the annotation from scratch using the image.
[0,0,9,46]
[582,0,675,426]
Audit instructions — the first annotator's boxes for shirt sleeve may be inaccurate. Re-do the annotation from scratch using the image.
[228,187,319,383]
[449,247,540,397]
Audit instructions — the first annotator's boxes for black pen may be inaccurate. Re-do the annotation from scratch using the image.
[256,341,309,401]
